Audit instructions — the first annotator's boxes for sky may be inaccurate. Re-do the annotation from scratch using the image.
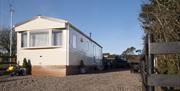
[0,0,144,54]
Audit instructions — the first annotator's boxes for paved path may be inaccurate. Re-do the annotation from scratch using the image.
[0,70,142,91]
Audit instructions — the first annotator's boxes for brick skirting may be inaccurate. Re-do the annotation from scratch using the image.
[32,65,97,77]
[32,65,67,77]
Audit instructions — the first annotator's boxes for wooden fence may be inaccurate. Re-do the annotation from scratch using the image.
[140,34,180,91]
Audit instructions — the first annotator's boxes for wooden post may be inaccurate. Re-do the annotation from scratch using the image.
[144,34,149,91]
[147,34,154,91]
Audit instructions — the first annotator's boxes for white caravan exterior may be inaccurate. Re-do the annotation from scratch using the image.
[15,16,103,76]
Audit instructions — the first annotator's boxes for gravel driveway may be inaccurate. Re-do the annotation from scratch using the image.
[0,69,142,91]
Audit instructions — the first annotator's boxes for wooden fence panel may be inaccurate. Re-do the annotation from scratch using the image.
[0,56,17,71]
[147,74,180,87]
[0,62,16,64]
[140,34,180,91]
[150,42,180,54]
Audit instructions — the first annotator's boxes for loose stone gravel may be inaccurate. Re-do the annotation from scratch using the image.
[0,70,142,91]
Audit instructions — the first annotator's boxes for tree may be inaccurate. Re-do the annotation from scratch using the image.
[121,46,137,60]
[140,2,180,90]
[121,47,136,56]
[136,49,142,55]
[140,0,180,42]
[139,0,180,74]
[0,29,16,56]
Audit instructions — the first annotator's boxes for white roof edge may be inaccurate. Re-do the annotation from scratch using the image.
[15,16,68,28]
[40,16,68,23]
[68,23,103,48]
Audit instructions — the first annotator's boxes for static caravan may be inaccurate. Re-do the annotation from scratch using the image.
[15,16,103,76]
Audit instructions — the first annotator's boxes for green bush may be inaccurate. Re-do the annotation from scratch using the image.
[22,58,28,68]
[22,58,32,75]
[157,59,168,74]
[157,54,180,75]
[167,60,178,75]
[27,59,32,75]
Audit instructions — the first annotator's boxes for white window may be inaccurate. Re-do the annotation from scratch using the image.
[21,32,27,47]
[73,34,77,48]
[30,31,49,47]
[52,30,62,46]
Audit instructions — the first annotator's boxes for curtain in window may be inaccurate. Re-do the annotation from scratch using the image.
[52,31,62,46]
[21,32,27,47]
[30,32,49,47]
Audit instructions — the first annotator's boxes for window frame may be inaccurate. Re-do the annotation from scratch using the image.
[21,32,27,48]
[52,30,63,46]
[20,29,63,49]
[29,30,49,47]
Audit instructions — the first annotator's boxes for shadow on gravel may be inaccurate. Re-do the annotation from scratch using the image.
[87,68,130,75]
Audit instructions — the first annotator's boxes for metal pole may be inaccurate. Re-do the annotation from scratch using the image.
[0,0,3,31]
[89,32,92,38]
[9,4,14,62]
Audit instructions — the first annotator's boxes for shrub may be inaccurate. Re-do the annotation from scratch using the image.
[22,58,28,68]
[80,60,85,68]
[80,60,86,73]
[22,58,32,75]
[27,59,32,75]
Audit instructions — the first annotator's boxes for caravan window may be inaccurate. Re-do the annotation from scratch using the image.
[21,32,27,47]
[73,34,77,48]
[52,30,62,46]
[30,31,49,47]
[21,29,63,48]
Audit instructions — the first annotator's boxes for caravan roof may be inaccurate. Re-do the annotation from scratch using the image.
[15,16,102,48]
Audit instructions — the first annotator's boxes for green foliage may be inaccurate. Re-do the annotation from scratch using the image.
[121,47,136,60]
[27,59,32,75]
[167,56,179,74]
[156,54,180,75]
[168,63,178,75]
[121,47,136,55]
[121,47,142,61]
[22,58,28,68]
[22,58,32,75]
[157,59,168,74]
